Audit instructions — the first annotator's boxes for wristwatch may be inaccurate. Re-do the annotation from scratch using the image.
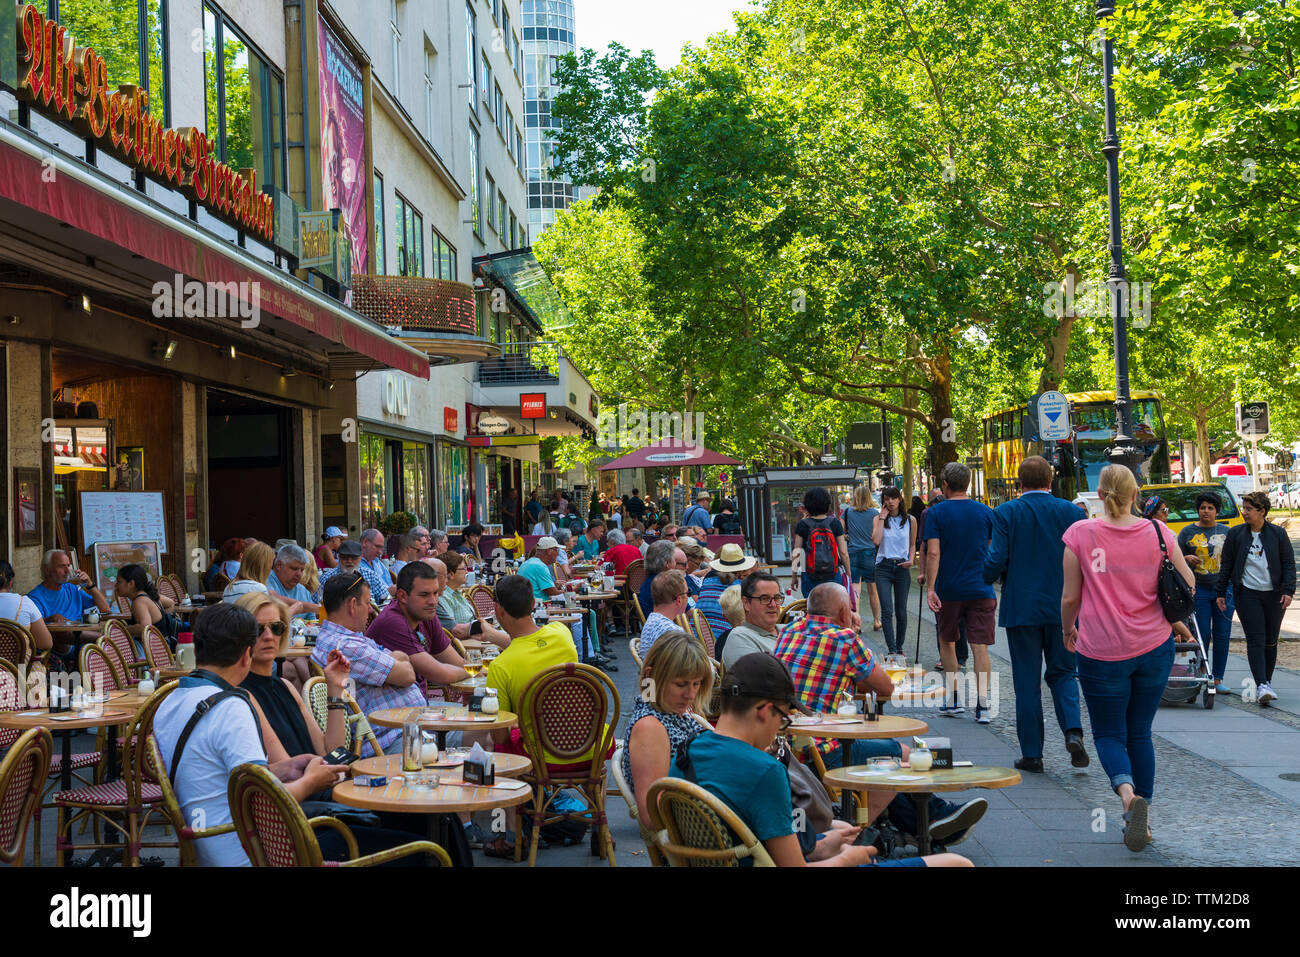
[327,696,347,711]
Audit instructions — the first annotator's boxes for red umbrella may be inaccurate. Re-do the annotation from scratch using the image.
[597,439,740,471]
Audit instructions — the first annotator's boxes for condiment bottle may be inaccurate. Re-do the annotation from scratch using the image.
[481,687,499,715]
[175,633,196,670]
[137,670,156,696]
[402,715,423,772]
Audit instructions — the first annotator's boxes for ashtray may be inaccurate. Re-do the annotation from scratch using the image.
[402,770,440,791]
[789,715,824,727]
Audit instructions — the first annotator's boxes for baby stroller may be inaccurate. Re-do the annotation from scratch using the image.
[1163,614,1215,709]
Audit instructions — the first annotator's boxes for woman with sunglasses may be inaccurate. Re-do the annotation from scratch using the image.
[235,591,351,763]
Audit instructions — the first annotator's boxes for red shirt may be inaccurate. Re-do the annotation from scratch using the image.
[365,602,451,693]
[605,544,644,576]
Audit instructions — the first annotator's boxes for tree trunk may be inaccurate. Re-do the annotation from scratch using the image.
[1038,264,1079,393]
[902,341,917,501]
[929,349,957,467]
[1195,413,1211,484]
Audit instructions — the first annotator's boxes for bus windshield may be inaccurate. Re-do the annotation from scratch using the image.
[1072,400,1168,492]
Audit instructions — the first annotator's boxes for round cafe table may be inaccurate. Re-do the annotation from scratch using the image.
[368,706,518,751]
[786,714,928,825]
[333,765,532,867]
[351,752,532,778]
[824,764,1021,855]
[279,646,315,658]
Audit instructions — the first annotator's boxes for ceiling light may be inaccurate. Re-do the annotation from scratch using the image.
[228,345,237,359]
[81,294,92,314]
[283,367,298,377]
[154,339,177,361]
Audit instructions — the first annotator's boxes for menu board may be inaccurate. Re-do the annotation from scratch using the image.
[93,541,161,601]
[80,491,168,553]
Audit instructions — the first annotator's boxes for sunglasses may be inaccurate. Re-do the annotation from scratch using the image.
[260,621,287,637]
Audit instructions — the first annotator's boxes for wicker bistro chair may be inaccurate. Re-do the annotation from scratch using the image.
[167,575,188,602]
[646,777,776,867]
[142,625,174,670]
[227,762,449,867]
[702,659,725,724]
[53,677,173,867]
[101,620,148,687]
[304,678,381,758]
[515,663,620,867]
[157,576,181,605]
[144,735,235,866]
[628,639,643,671]
[688,608,716,658]
[622,560,647,634]
[468,584,497,620]
[113,594,132,614]
[0,619,37,668]
[610,746,665,866]
[777,599,807,625]
[0,726,53,866]
[632,594,648,629]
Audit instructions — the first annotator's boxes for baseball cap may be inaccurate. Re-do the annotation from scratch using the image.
[338,540,363,557]
[536,536,559,550]
[721,653,814,715]
[324,526,346,539]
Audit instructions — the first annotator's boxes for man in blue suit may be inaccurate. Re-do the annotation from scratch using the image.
[983,455,1089,773]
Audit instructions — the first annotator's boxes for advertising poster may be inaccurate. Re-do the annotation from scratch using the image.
[94,541,162,601]
[318,15,368,273]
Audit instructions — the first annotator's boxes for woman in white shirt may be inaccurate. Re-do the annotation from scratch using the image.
[872,486,917,656]
[0,560,54,653]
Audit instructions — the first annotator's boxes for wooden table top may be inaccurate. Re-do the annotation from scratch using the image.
[279,647,315,658]
[824,764,1022,794]
[202,591,225,602]
[785,714,929,740]
[570,592,619,601]
[174,603,214,615]
[159,666,192,680]
[0,705,136,731]
[332,775,533,814]
[539,612,582,623]
[351,752,532,778]
[44,615,131,633]
[367,706,518,733]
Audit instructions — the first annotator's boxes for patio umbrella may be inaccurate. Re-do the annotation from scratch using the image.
[597,439,740,471]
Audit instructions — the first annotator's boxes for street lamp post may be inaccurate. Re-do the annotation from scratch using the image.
[1097,0,1145,476]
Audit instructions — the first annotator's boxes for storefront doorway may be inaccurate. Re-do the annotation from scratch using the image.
[207,389,297,546]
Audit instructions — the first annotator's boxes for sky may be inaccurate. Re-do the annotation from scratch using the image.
[572,0,754,69]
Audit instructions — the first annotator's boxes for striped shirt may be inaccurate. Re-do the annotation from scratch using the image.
[775,614,875,757]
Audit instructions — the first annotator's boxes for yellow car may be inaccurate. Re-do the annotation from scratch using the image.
[1139,483,1245,536]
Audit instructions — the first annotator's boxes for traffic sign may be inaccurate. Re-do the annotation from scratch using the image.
[1236,401,1269,438]
[1036,391,1071,442]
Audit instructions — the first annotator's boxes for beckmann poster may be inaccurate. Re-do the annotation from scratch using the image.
[317,15,367,273]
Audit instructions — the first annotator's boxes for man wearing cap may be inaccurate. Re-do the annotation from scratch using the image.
[315,526,345,570]
[520,537,613,670]
[320,540,393,604]
[697,543,755,641]
[681,491,714,532]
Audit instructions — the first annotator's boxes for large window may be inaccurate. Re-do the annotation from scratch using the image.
[482,55,493,114]
[373,171,386,274]
[465,3,477,109]
[390,0,403,99]
[394,193,424,277]
[494,83,504,135]
[485,171,496,233]
[438,442,469,528]
[362,433,430,528]
[424,45,436,141]
[432,230,457,281]
[58,0,168,123]
[469,126,481,236]
[204,3,286,192]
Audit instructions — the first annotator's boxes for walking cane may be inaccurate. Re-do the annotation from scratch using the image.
[915,561,924,664]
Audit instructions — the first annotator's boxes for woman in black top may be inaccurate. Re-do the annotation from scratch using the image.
[791,486,852,600]
[114,563,176,639]
[1216,491,1296,706]
[235,591,350,761]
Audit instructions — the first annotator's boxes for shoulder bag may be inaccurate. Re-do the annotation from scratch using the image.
[1151,519,1195,622]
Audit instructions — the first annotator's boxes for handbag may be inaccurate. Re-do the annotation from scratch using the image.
[1151,519,1195,622]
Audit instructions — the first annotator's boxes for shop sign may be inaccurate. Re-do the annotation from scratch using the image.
[477,414,510,436]
[381,374,411,417]
[520,393,546,419]
[444,407,458,433]
[16,4,274,243]
[299,209,352,287]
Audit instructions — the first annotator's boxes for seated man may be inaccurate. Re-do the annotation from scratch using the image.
[389,531,421,579]
[720,573,783,670]
[777,582,987,847]
[321,540,393,604]
[457,523,486,565]
[572,522,605,562]
[637,540,677,616]
[266,544,319,617]
[359,529,396,596]
[367,561,470,694]
[638,570,690,657]
[311,572,422,755]
[26,548,111,659]
[603,528,642,576]
[520,537,610,669]
[668,653,971,867]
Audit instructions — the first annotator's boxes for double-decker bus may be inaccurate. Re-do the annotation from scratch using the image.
[981,390,1171,506]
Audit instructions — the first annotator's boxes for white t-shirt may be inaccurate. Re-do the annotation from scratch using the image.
[153,681,267,867]
[222,580,268,603]
[1243,531,1273,591]
[0,592,42,627]
[639,612,680,657]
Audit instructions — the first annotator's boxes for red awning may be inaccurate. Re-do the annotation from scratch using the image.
[598,439,740,471]
[0,136,429,379]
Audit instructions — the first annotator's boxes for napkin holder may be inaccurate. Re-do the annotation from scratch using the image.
[463,758,495,786]
[912,735,953,770]
[468,689,485,712]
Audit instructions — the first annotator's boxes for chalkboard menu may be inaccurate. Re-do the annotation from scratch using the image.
[80,491,168,553]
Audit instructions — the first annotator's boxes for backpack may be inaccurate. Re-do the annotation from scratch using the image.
[713,512,741,535]
[805,518,840,578]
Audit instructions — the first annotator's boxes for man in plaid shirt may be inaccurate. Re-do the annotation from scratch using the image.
[776,582,989,847]
[311,571,423,755]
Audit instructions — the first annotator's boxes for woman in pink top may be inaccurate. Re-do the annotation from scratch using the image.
[1061,464,1194,853]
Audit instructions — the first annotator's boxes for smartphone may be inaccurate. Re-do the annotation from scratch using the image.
[324,746,359,766]
[470,619,484,637]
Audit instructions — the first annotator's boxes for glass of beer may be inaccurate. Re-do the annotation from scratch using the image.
[883,654,908,685]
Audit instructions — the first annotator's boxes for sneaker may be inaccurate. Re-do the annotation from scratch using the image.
[463,821,491,849]
[929,797,987,846]
[1259,683,1277,706]
[483,832,519,860]
[938,704,965,717]
[1214,680,1232,695]
[975,706,991,724]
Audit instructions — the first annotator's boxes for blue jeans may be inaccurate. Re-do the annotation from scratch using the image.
[1006,624,1082,760]
[875,559,911,654]
[1193,583,1233,681]
[849,547,876,583]
[800,574,838,598]
[821,739,902,767]
[1077,638,1174,800]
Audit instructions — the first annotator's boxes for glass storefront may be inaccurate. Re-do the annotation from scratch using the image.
[360,431,430,529]
[437,440,470,528]
[59,0,167,122]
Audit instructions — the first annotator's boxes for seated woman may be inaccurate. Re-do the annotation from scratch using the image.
[623,631,714,833]
[0,559,54,653]
[114,563,177,639]
[437,551,510,649]
[206,537,245,589]
[234,591,350,763]
[314,528,343,570]
[223,541,275,602]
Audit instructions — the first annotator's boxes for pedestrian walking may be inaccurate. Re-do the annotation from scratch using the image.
[1216,490,1296,706]
[924,463,996,722]
[791,486,851,600]
[1061,464,1195,852]
[982,455,1088,772]
[844,484,882,631]
[918,490,968,671]
[872,486,916,655]
[1177,490,1235,693]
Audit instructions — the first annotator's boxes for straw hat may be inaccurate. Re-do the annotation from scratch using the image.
[709,542,756,573]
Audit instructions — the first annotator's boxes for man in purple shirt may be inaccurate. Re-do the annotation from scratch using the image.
[310,571,421,755]
[366,562,469,693]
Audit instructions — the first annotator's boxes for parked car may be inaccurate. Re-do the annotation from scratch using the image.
[1139,483,1244,535]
